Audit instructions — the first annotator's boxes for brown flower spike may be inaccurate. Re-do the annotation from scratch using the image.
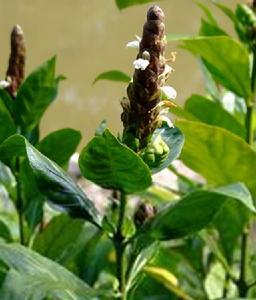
[122,6,175,150]
[5,25,26,98]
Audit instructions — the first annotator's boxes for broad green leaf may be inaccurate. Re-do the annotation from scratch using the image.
[79,129,152,193]
[146,183,255,240]
[184,95,246,138]
[0,135,101,226]
[38,128,81,167]
[182,36,251,98]
[93,70,130,84]
[0,101,16,144]
[176,120,256,197]
[0,242,100,300]
[15,57,63,132]
[33,214,96,266]
[146,125,184,174]
[115,0,159,10]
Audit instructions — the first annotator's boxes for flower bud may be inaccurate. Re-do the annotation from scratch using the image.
[134,202,157,227]
[5,25,26,98]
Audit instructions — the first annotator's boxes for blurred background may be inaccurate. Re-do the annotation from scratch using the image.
[0,0,239,146]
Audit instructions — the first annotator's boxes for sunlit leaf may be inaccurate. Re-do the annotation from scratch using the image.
[93,70,130,84]
[79,129,152,193]
[115,0,160,10]
[184,94,246,138]
[15,57,63,132]
[176,120,256,197]
[38,128,81,168]
[182,36,251,98]
[146,183,255,240]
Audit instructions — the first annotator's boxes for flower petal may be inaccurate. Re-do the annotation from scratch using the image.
[160,86,177,100]
[0,80,10,89]
[126,40,140,49]
[133,58,150,71]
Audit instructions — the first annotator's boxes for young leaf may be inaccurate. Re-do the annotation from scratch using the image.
[93,70,130,85]
[115,0,159,10]
[38,128,81,167]
[0,242,100,300]
[79,129,152,193]
[199,19,228,37]
[0,101,16,144]
[182,36,251,98]
[0,135,101,226]
[146,125,184,174]
[197,1,218,25]
[176,120,256,198]
[0,89,14,115]
[0,220,12,242]
[14,57,63,132]
[146,183,255,240]
[184,94,246,138]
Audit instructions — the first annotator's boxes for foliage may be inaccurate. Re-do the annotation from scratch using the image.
[1,1,256,300]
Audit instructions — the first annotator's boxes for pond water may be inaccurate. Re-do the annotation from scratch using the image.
[0,0,238,146]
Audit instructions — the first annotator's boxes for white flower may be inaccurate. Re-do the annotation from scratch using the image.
[0,80,10,89]
[159,115,174,128]
[126,35,141,49]
[160,86,177,100]
[133,58,150,71]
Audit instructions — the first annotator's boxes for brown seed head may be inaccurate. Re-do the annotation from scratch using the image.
[5,24,26,98]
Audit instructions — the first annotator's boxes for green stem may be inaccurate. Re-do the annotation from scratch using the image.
[114,192,127,300]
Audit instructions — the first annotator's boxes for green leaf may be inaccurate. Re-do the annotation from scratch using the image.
[15,57,63,132]
[0,101,16,144]
[166,34,192,42]
[93,70,130,84]
[184,94,246,138]
[0,89,14,115]
[0,242,99,300]
[126,243,158,292]
[33,214,95,266]
[19,160,45,230]
[0,135,101,226]
[146,183,255,240]
[0,162,16,200]
[213,1,237,23]
[213,200,249,262]
[79,129,152,193]
[182,36,251,98]
[197,1,218,25]
[176,120,256,197]
[146,125,184,174]
[38,128,81,167]
[115,0,159,10]
[0,220,12,242]
[199,19,228,36]
[143,266,193,300]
